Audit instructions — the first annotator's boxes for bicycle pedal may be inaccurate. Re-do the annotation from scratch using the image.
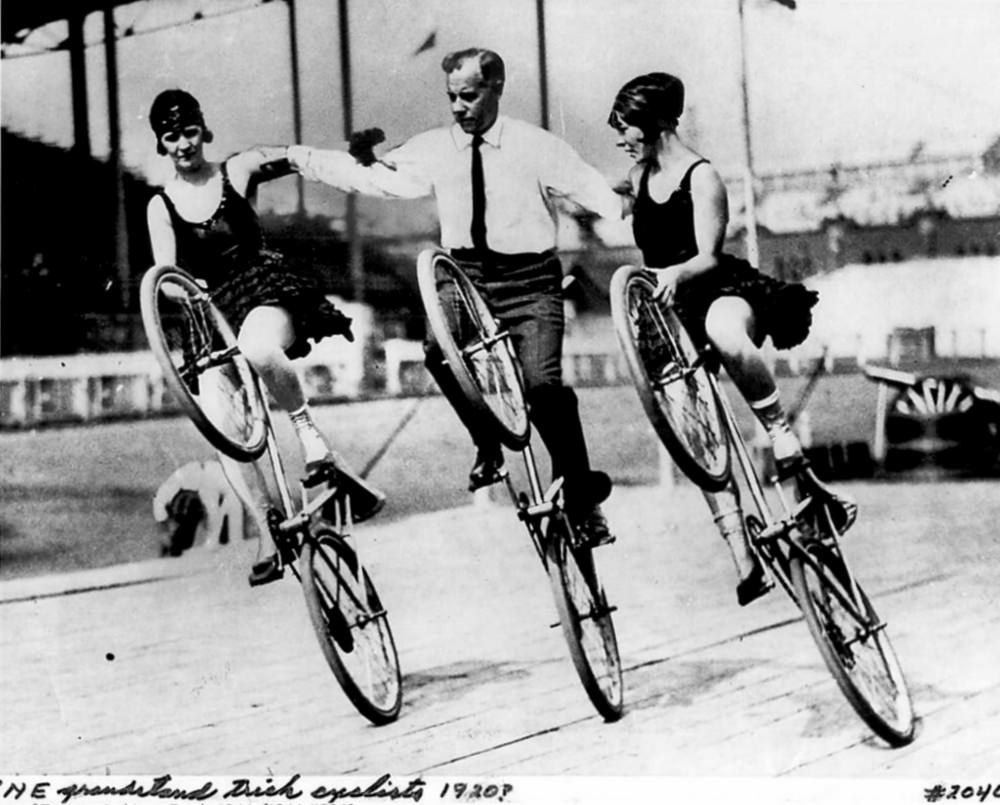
[247,555,284,588]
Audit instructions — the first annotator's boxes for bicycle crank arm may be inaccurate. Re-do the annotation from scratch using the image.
[842,619,889,650]
[196,346,241,372]
[518,499,558,521]
[652,362,703,391]
[462,329,513,358]
[751,518,797,545]
[550,604,618,629]
[299,482,341,520]
[351,608,389,629]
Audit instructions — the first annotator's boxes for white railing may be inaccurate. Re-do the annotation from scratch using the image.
[3,327,996,429]
[0,346,368,428]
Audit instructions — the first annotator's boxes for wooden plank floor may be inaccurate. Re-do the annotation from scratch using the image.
[2,480,998,782]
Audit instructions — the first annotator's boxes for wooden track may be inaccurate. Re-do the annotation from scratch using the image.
[2,481,998,781]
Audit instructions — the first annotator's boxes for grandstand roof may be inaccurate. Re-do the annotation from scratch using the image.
[2,2,130,44]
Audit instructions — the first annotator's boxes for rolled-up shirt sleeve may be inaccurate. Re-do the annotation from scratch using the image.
[541,134,623,221]
[287,142,433,200]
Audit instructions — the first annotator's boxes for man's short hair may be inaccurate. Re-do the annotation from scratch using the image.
[441,48,506,91]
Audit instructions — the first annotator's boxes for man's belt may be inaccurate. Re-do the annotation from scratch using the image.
[450,248,556,269]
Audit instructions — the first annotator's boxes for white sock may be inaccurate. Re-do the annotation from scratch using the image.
[749,391,801,463]
[289,405,330,464]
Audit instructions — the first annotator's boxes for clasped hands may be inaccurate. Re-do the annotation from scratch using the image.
[348,128,396,171]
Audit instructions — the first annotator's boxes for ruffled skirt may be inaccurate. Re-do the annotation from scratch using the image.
[210,250,353,359]
[672,255,818,350]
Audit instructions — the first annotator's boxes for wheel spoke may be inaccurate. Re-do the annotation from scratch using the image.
[302,534,401,722]
[418,250,529,448]
[140,265,268,461]
[547,522,623,720]
[792,546,914,744]
[612,267,730,488]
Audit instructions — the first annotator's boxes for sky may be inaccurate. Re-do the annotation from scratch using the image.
[3,0,999,226]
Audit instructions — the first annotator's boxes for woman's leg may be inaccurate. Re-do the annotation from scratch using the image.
[702,480,769,605]
[198,365,279,561]
[237,305,332,468]
[705,296,857,532]
[704,296,800,464]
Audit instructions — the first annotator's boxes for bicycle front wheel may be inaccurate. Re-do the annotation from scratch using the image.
[416,249,530,450]
[545,514,624,721]
[789,543,915,746]
[610,265,730,491]
[300,527,402,725]
[139,265,268,461]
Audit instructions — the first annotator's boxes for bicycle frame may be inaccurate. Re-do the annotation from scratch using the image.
[497,443,566,567]
[705,368,884,640]
[249,379,370,595]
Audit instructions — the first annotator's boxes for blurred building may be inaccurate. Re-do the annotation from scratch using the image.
[736,137,1000,281]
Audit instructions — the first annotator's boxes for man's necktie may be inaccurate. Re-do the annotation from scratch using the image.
[470,134,488,252]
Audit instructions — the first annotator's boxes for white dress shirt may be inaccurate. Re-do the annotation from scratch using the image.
[288,116,621,255]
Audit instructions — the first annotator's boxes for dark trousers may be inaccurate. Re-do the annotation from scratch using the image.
[424,251,597,511]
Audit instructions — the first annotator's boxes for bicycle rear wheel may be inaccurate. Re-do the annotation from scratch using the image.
[610,265,730,491]
[416,249,530,450]
[300,527,402,725]
[139,265,268,461]
[789,540,915,746]
[545,514,623,721]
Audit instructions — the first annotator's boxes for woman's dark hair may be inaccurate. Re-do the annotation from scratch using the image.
[441,48,506,92]
[608,72,685,139]
[149,88,212,154]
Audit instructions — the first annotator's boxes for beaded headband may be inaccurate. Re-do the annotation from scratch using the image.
[149,90,206,138]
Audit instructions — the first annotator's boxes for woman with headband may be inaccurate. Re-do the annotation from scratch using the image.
[145,89,383,586]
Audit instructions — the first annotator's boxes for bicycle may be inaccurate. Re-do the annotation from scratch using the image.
[416,248,624,721]
[139,263,402,725]
[610,264,915,746]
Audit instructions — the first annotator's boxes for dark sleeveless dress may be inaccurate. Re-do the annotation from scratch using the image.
[632,159,817,349]
[158,163,352,358]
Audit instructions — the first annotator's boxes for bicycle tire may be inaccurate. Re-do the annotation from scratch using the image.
[416,249,530,450]
[139,265,268,461]
[300,527,402,725]
[545,514,624,721]
[610,265,730,491]
[789,542,915,746]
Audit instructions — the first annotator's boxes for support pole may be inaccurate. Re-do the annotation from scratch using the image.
[103,4,130,313]
[737,0,760,268]
[68,9,91,157]
[536,0,549,130]
[287,0,305,215]
[338,0,364,303]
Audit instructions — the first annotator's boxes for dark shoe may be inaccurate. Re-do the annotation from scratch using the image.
[822,489,858,534]
[319,464,387,524]
[736,561,772,606]
[468,447,505,492]
[248,554,284,587]
[785,461,859,535]
[573,504,616,547]
[582,470,613,506]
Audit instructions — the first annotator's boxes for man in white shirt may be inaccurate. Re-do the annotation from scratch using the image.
[288,48,623,545]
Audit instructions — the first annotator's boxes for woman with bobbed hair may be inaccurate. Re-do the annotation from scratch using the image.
[609,72,854,606]
[145,88,383,586]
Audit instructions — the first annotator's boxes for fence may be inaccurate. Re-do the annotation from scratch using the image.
[3,324,996,429]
